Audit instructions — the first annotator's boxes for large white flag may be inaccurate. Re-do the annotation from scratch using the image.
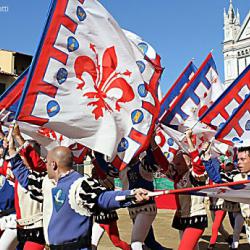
[15,0,160,169]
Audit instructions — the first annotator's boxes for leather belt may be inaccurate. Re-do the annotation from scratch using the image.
[48,234,91,250]
[17,212,43,226]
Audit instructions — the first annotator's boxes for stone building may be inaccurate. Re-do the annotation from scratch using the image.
[223,0,250,85]
[0,49,32,93]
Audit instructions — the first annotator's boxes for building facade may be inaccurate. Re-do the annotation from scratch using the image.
[0,49,32,94]
[223,0,250,85]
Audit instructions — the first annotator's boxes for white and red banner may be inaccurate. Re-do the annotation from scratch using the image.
[151,180,250,205]
[0,68,89,162]
[160,53,224,133]
[15,0,160,169]
[67,142,88,164]
[160,61,197,123]
[155,124,187,162]
[0,69,60,153]
[193,181,250,205]
[123,29,163,98]
[215,94,250,147]
[200,64,250,130]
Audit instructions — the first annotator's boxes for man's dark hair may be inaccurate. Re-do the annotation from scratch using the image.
[238,146,250,156]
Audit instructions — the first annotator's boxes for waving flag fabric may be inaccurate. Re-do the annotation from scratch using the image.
[38,127,89,163]
[162,180,250,205]
[123,29,163,98]
[215,94,250,147]
[68,143,88,164]
[155,124,187,162]
[0,72,90,161]
[0,71,61,152]
[160,53,224,132]
[154,123,230,162]
[194,182,250,205]
[200,64,250,130]
[160,61,197,123]
[15,0,160,170]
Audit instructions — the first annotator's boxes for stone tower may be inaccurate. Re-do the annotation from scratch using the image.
[223,0,250,85]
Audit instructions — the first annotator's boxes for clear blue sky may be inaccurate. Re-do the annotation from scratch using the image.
[0,0,249,95]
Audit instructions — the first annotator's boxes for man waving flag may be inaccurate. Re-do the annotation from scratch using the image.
[14,0,161,170]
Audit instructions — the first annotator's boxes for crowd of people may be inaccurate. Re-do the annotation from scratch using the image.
[0,124,250,250]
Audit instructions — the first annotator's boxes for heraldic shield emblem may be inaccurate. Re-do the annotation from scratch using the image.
[52,188,66,212]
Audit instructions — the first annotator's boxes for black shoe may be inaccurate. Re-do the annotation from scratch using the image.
[207,244,215,250]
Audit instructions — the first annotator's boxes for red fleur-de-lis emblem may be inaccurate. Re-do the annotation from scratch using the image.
[74,44,135,120]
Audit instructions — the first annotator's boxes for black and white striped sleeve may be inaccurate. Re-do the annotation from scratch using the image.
[10,154,46,203]
[27,170,47,203]
[69,176,107,216]
[220,169,240,183]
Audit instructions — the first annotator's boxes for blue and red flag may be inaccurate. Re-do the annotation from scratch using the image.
[159,53,224,132]
[0,70,62,152]
[14,0,160,170]
[215,93,250,147]
[159,61,197,122]
[123,29,163,99]
[200,64,250,130]
[155,124,187,162]
[0,71,89,162]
